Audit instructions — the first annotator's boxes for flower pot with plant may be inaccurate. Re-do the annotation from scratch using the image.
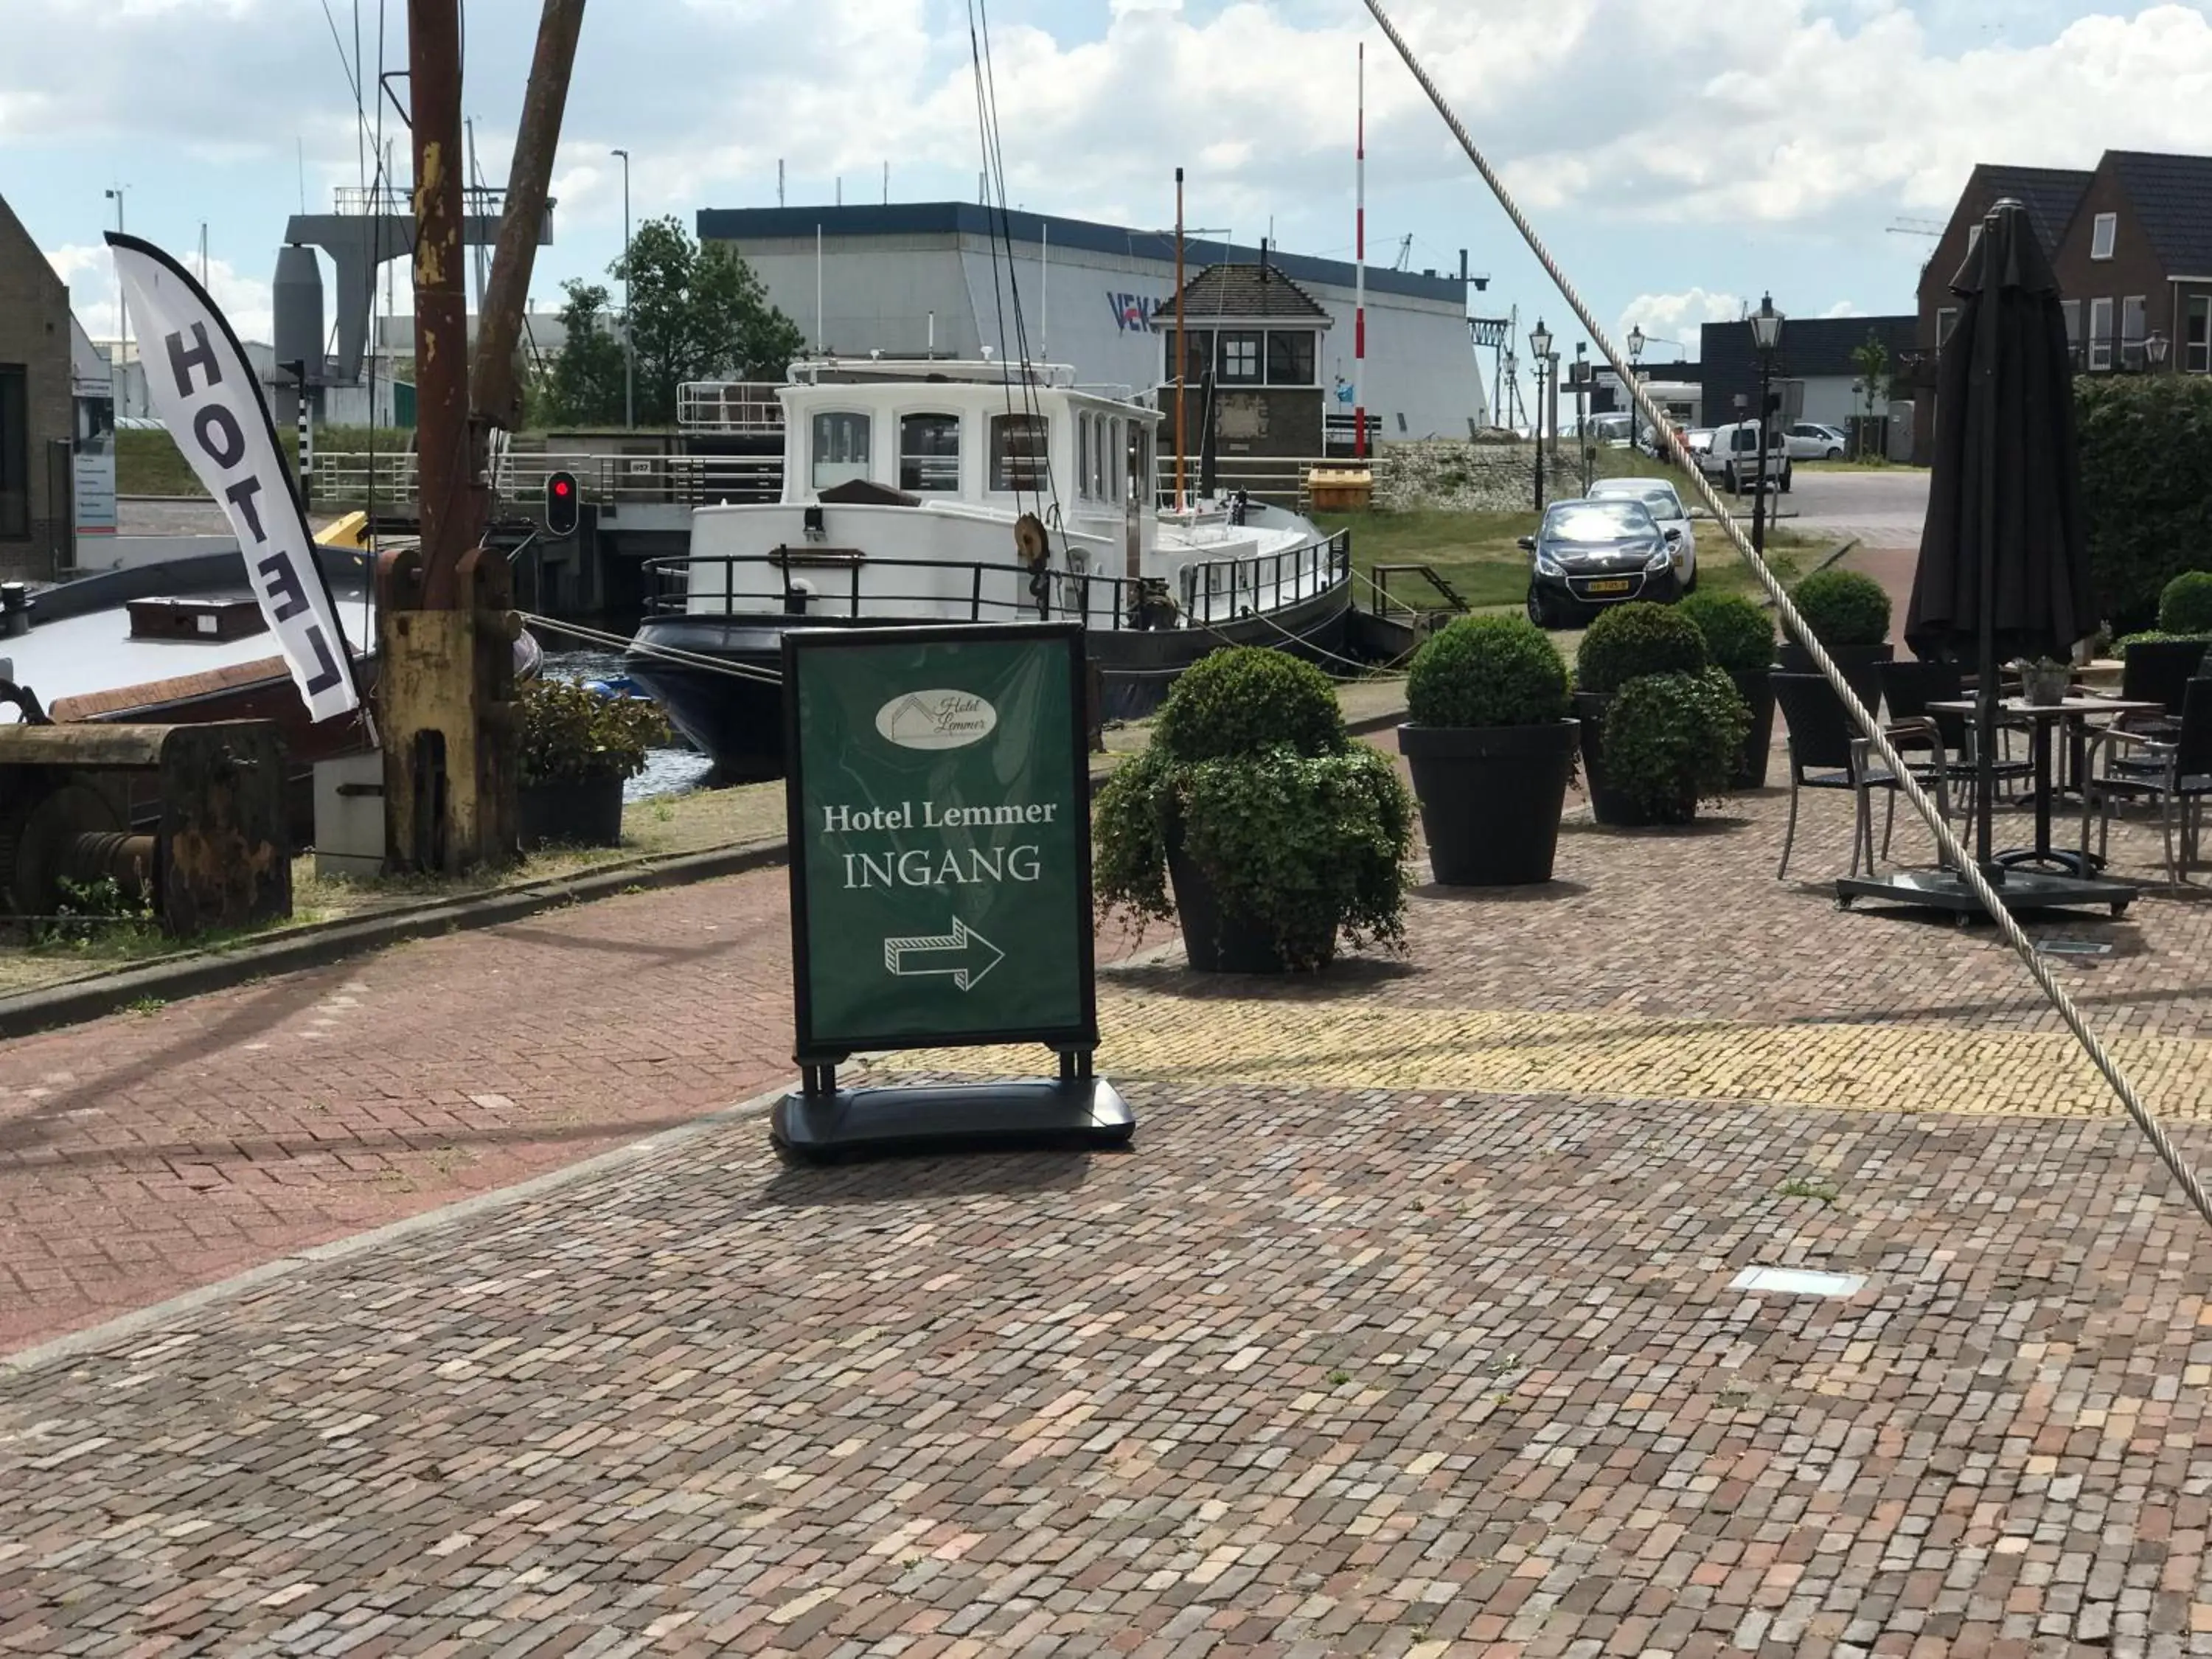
[1680,591,1779,787]
[1778,567,1893,700]
[1399,614,1579,886]
[1093,648,1412,972]
[516,677,670,849]
[1596,668,1753,826]
[1572,602,1715,825]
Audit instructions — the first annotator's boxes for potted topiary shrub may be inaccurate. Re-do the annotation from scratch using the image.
[1572,602,1710,826]
[1094,648,1413,973]
[2159,570,2212,636]
[1598,669,1753,826]
[1399,614,1578,886]
[516,677,669,849]
[1680,591,1779,788]
[1779,568,1893,703]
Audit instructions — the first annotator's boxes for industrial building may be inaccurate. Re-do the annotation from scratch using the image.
[695,204,1490,442]
[0,191,72,580]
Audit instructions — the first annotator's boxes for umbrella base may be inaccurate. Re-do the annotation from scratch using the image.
[1835,866,2137,920]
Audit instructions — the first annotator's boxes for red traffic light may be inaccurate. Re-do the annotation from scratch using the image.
[545,470,581,535]
[552,478,572,497]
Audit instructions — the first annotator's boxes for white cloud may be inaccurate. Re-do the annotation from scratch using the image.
[47,243,272,345]
[1618,289,1744,355]
[1820,299,1868,319]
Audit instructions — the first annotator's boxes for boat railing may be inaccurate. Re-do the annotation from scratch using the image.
[677,382,785,434]
[643,534,1349,635]
[1177,532,1352,627]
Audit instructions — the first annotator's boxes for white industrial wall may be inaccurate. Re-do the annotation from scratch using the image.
[716,230,1488,439]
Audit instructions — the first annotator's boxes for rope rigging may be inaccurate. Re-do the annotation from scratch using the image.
[1361,0,2212,1237]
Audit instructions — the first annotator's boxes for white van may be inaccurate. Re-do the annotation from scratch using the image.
[1697,420,1792,495]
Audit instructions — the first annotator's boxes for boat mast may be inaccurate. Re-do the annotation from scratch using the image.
[1174,167,1187,512]
[1354,41,1367,463]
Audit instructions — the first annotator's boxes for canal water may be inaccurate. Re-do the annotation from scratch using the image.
[540,649,717,803]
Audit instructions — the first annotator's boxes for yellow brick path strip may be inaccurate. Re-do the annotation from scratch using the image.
[872,993,2212,1120]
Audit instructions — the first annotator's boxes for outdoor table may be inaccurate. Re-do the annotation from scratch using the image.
[1929,695,2162,876]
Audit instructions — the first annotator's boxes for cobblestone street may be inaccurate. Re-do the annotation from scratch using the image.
[10,715,2212,1653]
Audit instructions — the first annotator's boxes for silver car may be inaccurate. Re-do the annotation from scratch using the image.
[1586,477,1697,593]
[1784,421,1848,461]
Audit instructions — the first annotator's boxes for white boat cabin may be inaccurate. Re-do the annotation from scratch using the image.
[676,358,1339,630]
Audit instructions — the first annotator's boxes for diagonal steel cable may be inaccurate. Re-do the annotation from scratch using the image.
[1362,0,2212,1231]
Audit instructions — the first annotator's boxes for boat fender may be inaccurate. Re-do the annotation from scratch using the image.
[1014,513,1051,569]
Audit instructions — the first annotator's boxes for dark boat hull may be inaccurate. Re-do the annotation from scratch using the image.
[625,583,1358,782]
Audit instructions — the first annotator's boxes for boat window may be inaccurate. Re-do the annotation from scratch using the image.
[898,412,960,493]
[990,413,1048,493]
[810,411,872,491]
[1219,331,1262,383]
[1077,414,1093,501]
[1109,418,1123,502]
[1265,330,1316,386]
[0,366,24,540]
[1088,415,1107,499]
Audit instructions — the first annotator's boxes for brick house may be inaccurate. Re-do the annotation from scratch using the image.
[1152,264,1333,462]
[0,191,72,580]
[1912,151,2212,463]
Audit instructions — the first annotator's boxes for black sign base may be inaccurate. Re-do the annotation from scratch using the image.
[1835,867,2136,919]
[772,1077,1135,1164]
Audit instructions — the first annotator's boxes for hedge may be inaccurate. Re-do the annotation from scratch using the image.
[2076,375,2212,631]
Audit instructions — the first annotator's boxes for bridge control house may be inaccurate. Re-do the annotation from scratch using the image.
[1154,265,1334,462]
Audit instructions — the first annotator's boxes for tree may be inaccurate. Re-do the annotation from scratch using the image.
[1848,331,1891,459]
[613,217,805,422]
[538,279,627,427]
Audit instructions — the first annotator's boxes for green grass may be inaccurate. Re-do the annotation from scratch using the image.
[117,425,415,499]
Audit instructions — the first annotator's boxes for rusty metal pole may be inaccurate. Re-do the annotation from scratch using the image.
[408,0,470,608]
[470,0,586,440]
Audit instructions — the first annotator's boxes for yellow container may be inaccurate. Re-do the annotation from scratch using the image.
[1307,467,1374,512]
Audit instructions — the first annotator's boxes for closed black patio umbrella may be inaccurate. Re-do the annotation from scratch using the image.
[1906,196,2098,874]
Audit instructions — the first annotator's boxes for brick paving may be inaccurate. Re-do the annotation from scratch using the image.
[6,1080,2212,1655]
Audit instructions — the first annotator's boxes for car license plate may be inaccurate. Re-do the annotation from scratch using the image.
[1586,578,1633,595]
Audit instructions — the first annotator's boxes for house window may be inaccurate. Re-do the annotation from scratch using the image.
[1167,328,1213,388]
[2091,212,2118,260]
[2190,296,2211,374]
[1218,331,1262,383]
[2062,299,2082,364]
[1265,330,1316,386]
[810,411,872,491]
[2089,298,2115,371]
[897,412,960,493]
[0,366,26,541]
[990,413,1048,493]
[2123,296,2148,369]
[1935,307,1958,347]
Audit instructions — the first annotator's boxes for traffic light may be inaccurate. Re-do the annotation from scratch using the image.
[546,470,580,536]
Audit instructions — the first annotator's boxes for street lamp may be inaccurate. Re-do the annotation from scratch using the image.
[104,187,128,413]
[1573,341,1593,495]
[1627,323,1645,366]
[1529,319,1553,511]
[2148,330,2171,371]
[611,147,634,428]
[1748,292,1784,560]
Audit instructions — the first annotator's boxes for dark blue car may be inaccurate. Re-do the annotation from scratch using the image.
[1519,498,1685,630]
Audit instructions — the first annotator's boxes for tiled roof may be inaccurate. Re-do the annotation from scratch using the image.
[1972,164,2096,254]
[1155,265,1334,327]
[2110,150,2212,274]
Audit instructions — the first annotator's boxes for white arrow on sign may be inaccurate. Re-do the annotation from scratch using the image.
[882,918,1005,991]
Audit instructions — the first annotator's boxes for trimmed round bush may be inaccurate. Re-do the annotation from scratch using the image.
[1677,591,1776,678]
[1407,614,1569,728]
[1599,668,1753,822]
[2158,571,2212,635]
[1790,568,1891,650]
[1152,647,1346,763]
[1574,602,1709,696]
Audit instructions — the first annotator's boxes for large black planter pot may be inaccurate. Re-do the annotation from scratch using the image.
[1728,669,1778,790]
[1400,720,1580,886]
[1574,692,1695,827]
[518,775,626,849]
[1165,827,1332,974]
[1776,640,1893,709]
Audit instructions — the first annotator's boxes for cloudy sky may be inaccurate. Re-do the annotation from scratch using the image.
[6,0,2212,368]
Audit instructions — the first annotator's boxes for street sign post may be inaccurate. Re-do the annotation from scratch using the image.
[774,622,1132,1159]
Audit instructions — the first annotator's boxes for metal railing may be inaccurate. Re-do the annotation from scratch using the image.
[1369,562,1470,618]
[1151,455,1324,509]
[1179,533,1351,625]
[333,184,526,216]
[313,451,784,509]
[677,382,785,434]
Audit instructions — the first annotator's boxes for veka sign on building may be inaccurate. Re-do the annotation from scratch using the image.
[783,623,1097,1064]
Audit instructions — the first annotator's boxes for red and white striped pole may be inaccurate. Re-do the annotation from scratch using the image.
[1354,41,1368,462]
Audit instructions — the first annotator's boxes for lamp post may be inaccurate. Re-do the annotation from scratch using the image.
[104,187,128,414]
[611,147,634,428]
[1528,319,1553,512]
[1748,292,1784,560]
[1627,324,1646,452]
[2148,330,2171,372]
[1573,341,1592,495]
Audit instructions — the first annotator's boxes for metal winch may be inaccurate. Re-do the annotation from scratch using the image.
[0,720,291,938]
